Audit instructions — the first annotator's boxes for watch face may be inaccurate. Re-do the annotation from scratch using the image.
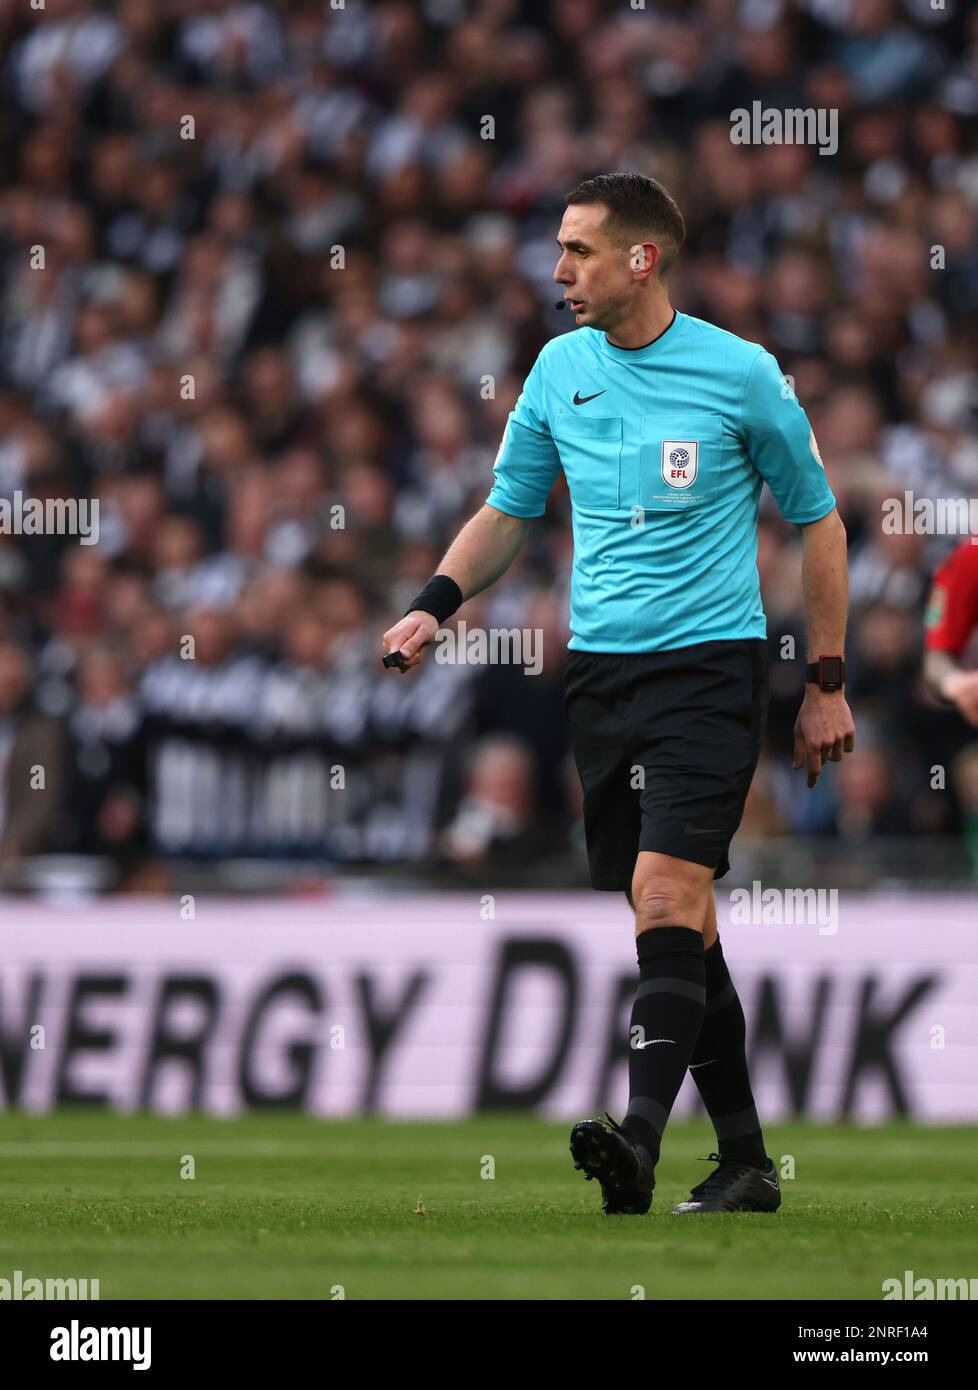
[820,656,843,688]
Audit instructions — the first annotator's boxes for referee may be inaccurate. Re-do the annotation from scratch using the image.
[382,172,855,1216]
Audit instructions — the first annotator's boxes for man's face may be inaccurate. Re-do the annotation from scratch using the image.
[553,203,644,330]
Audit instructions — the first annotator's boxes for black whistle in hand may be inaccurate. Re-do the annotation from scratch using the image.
[383,650,407,670]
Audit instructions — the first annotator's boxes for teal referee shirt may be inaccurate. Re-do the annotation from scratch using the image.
[486,310,836,652]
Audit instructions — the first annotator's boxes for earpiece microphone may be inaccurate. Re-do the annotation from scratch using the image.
[555,299,567,309]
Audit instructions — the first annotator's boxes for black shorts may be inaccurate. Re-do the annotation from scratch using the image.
[563,638,769,891]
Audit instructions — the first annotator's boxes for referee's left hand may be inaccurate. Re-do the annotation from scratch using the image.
[792,689,856,788]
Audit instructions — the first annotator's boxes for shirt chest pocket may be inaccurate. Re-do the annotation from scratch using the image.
[638,414,723,511]
[553,413,622,511]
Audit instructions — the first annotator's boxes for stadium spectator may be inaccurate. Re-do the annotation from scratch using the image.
[0,639,64,878]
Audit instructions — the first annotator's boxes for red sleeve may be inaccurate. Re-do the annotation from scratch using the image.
[924,540,978,655]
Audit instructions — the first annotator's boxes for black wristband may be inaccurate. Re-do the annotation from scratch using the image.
[805,655,845,691]
[404,574,463,625]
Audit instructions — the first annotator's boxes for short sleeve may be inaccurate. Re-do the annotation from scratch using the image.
[485,352,562,519]
[741,349,836,525]
[924,542,978,655]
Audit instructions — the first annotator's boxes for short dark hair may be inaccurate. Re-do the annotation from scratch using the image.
[565,172,686,277]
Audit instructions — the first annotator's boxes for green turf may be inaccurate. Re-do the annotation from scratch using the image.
[0,1111,974,1300]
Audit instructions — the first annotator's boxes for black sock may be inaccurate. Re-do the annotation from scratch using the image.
[620,926,705,1168]
[689,935,767,1166]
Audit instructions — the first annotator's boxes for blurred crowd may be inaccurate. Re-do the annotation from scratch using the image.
[1,0,977,888]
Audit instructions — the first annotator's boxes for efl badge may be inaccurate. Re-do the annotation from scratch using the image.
[661,440,698,488]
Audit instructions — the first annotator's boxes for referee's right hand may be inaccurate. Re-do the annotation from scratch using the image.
[381,611,440,673]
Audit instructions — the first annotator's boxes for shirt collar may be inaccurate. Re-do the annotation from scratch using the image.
[599,309,683,363]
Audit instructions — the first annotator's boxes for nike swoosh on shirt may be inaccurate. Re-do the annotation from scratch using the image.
[572,389,607,405]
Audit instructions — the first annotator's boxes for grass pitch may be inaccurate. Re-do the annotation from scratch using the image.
[0,1111,974,1300]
